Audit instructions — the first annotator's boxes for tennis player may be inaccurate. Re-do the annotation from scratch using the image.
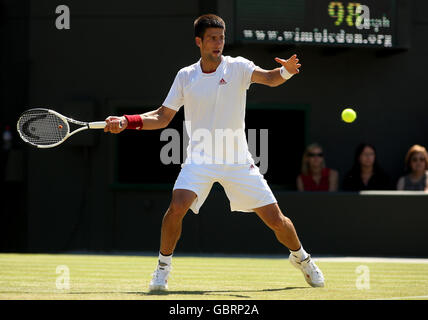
[104,14,324,290]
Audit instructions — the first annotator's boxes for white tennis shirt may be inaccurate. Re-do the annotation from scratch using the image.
[162,55,258,165]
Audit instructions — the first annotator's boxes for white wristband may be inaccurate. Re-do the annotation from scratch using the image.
[280,66,294,80]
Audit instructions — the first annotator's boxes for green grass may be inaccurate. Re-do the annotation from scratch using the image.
[0,253,427,300]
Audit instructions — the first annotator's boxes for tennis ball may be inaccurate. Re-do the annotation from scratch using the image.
[341,108,357,123]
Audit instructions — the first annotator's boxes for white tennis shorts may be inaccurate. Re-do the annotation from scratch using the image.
[173,163,277,214]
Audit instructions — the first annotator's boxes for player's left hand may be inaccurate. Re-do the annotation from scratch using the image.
[275,54,301,75]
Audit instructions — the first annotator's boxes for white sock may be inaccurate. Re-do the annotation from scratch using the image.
[158,252,173,266]
[290,245,309,261]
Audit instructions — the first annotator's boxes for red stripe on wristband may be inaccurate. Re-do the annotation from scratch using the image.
[123,114,143,130]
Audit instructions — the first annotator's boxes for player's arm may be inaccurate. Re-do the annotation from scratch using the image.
[104,106,177,134]
[296,175,305,191]
[329,169,339,192]
[251,54,301,87]
[425,173,428,192]
[396,176,405,190]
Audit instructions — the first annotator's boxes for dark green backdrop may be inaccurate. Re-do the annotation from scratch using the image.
[1,0,428,257]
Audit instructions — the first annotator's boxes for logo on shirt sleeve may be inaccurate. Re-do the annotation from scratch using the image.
[219,78,227,85]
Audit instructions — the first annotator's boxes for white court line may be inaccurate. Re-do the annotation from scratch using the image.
[315,257,428,301]
[359,190,428,195]
[314,257,428,264]
[371,295,428,300]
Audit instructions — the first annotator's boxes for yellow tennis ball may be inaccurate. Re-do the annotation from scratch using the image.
[341,108,357,123]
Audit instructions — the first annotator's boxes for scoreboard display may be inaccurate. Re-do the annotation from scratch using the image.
[234,0,398,48]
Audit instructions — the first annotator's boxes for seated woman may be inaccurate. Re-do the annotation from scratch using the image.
[397,144,428,192]
[297,143,338,191]
[342,143,391,191]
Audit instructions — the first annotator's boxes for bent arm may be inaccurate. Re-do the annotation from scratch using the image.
[251,54,301,87]
[104,106,177,133]
[140,106,177,130]
[251,67,286,87]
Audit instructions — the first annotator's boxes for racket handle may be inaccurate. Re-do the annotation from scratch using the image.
[88,121,107,129]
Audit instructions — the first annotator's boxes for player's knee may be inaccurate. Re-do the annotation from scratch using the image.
[167,200,190,218]
[269,215,292,232]
[167,190,196,217]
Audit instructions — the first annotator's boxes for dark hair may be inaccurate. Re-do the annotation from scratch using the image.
[350,143,382,174]
[194,14,225,39]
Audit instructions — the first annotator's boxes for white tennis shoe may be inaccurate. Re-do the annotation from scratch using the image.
[289,254,325,287]
[149,264,171,292]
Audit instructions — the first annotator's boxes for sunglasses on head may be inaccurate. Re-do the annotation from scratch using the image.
[308,152,323,157]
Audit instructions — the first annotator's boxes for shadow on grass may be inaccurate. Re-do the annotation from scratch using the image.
[1,287,308,299]
[143,286,308,298]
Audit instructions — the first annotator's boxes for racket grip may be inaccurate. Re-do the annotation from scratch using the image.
[88,121,107,129]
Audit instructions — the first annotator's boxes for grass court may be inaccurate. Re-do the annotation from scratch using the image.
[0,253,427,300]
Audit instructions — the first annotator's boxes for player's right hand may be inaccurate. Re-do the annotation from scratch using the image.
[104,116,128,134]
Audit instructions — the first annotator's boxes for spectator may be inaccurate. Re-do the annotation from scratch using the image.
[396,144,428,191]
[297,143,338,191]
[342,143,391,191]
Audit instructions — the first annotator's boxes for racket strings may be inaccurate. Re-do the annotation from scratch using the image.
[18,110,68,146]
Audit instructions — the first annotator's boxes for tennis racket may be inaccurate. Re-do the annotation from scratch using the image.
[16,108,115,148]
